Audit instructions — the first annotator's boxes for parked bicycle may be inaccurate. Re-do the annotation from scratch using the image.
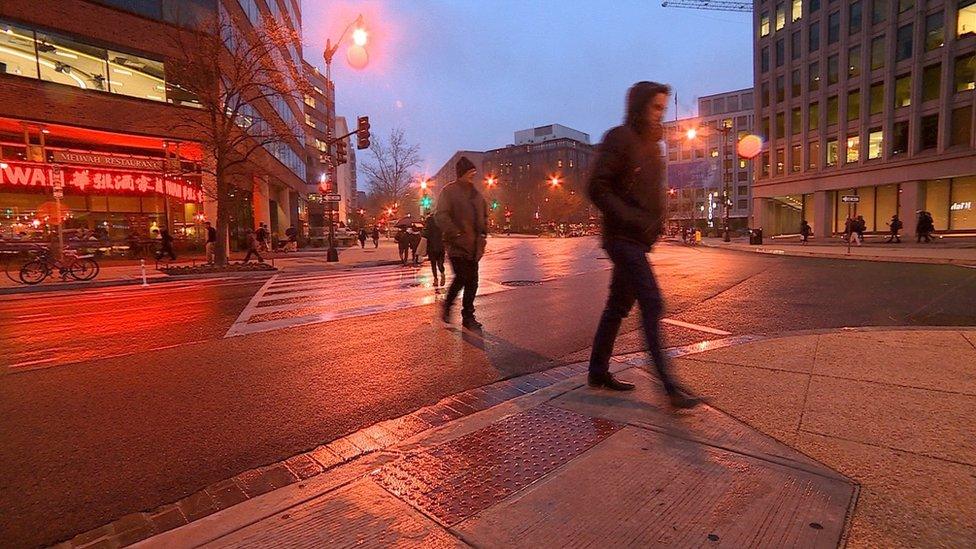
[18,245,100,285]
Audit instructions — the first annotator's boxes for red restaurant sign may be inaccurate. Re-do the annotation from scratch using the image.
[0,161,202,203]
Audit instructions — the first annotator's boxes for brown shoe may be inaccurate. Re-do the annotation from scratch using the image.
[588,372,635,391]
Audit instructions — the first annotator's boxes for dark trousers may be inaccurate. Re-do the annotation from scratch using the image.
[589,239,677,395]
[446,255,479,318]
[158,244,176,261]
[243,247,263,262]
[429,250,445,278]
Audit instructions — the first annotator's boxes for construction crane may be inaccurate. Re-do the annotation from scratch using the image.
[661,0,752,12]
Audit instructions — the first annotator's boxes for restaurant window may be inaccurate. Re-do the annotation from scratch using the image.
[35,30,110,93]
[809,140,820,169]
[762,46,770,72]
[872,0,888,24]
[955,53,975,92]
[109,50,167,102]
[848,89,860,121]
[868,128,884,158]
[828,11,840,43]
[810,21,821,51]
[792,30,802,59]
[793,0,803,21]
[959,0,976,38]
[870,82,884,114]
[925,12,945,51]
[894,74,911,108]
[828,54,839,85]
[899,0,913,12]
[792,69,802,96]
[777,75,785,102]
[792,107,802,134]
[792,144,802,171]
[762,81,770,107]
[848,46,861,78]
[0,21,40,78]
[896,24,913,62]
[827,95,839,125]
[809,101,820,131]
[922,64,941,102]
[776,148,785,174]
[892,120,910,155]
[846,134,861,163]
[849,1,862,34]
[761,12,771,36]
[776,111,786,138]
[776,39,785,67]
[826,138,839,166]
[777,2,787,30]
[920,113,939,150]
[810,60,821,91]
[951,106,973,146]
[950,176,976,229]
[870,36,885,70]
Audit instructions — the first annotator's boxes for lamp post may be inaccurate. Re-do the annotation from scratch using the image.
[719,120,733,242]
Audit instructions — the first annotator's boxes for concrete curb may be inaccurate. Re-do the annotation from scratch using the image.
[0,270,276,296]
[697,241,976,266]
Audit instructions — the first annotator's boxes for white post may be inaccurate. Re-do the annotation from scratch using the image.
[140,259,148,287]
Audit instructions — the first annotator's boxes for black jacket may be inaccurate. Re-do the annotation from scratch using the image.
[423,217,445,254]
[434,180,488,260]
[588,84,667,250]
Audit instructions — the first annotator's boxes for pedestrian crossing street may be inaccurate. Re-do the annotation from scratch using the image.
[224,265,511,337]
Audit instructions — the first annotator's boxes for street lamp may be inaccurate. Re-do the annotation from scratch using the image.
[718,119,733,242]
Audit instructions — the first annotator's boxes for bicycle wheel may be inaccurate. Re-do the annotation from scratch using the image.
[19,260,49,285]
[69,258,100,281]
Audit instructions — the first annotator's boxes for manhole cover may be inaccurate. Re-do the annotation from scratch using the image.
[501,280,541,287]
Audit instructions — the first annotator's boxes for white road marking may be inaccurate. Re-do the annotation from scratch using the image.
[660,318,733,336]
[8,357,57,369]
[16,312,52,320]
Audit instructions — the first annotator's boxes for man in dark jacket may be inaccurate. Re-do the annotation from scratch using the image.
[586,81,699,409]
[435,156,488,329]
[205,221,217,264]
[424,214,446,286]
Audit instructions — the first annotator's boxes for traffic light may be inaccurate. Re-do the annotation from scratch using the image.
[335,139,348,166]
[356,116,370,150]
[491,199,499,210]
[420,195,432,210]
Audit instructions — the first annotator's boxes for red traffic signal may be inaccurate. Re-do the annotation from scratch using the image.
[356,116,370,150]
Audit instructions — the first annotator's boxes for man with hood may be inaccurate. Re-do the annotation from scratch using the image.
[586,81,700,409]
[435,156,488,329]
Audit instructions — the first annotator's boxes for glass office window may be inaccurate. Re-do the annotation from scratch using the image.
[922,64,941,103]
[960,0,976,38]
[809,140,820,169]
[871,36,885,70]
[107,50,166,101]
[761,12,771,36]
[849,1,862,34]
[792,68,802,97]
[792,107,802,134]
[0,21,40,78]
[792,30,802,60]
[848,46,861,78]
[868,128,883,158]
[762,81,770,107]
[811,0,821,13]
[949,176,976,229]
[793,0,804,21]
[925,11,945,51]
[872,0,888,24]
[870,82,884,115]
[777,75,785,102]
[810,21,821,51]
[892,120,910,155]
[894,74,911,108]
[898,0,913,13]
[950,105,972,146]
[776,39,785,67]
[827,95,839,124]
[920,113,939,150]
[762,46,770,72]
[925,179,950,229]
[810,60,821,91]
[777,2,787,30]
[776,148,785,174]
[776,111,786,138]
[809,101,820,131]
[896,24,913,62]
[826,139,839,166]
[955,53,975,92]
[828,11,840,43]
[35,30,109,92]
[828,54,839,85]
[848,89,860,121]
[847,134,860,163]
[792,144,802,171]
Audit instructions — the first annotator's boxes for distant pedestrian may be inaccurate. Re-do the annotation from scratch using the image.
[408,227,422,266]
[435,156,488,330]
[885,215,902,243]
[243,229,263,263]
[800,219,812,244]
[855,215,866,243]
[358,228,368,248]
[284,226,298,252]
[205,221,217,264]
[844,217,860,245]
[586,81,699,409]
[155,228,176,260]
[424,214,446,286]
[394,227,410,265]
[371,226,380,248]
[256,223,269,252]
[916,210,934,243]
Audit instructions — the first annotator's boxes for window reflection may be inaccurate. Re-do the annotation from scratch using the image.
[0,22,39,78]
[35,30,108,91]
[107,50,166,101]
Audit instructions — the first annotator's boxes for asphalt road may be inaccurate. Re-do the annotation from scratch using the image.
[2,237,975,547]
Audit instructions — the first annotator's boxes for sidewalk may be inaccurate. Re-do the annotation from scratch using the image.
[0,240,403,294]
[697,236,976,266]
[61,328,974,548]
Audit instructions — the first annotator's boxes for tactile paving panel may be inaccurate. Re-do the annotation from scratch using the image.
[373,405,621,525]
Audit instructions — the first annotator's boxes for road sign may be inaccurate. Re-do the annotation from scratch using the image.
[51,166,64,199]
[841,195,860,203]
[323,193,341,202]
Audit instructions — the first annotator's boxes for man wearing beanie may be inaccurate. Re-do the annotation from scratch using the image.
[586,81,701,409]
[434,156,488,329]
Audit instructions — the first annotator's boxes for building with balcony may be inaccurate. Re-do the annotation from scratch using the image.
[752,0,976,236]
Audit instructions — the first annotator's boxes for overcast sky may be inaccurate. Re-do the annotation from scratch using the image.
[302,0,753,178]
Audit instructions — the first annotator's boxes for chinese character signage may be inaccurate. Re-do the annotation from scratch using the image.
[0,161,202,202]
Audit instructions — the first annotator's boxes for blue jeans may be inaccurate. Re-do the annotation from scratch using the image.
[589,238,676,394]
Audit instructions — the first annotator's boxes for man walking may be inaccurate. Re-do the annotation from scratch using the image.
[243,228,263,263]
[204,221,217,264]
[371,226,380,248]
[256,223,268,252]
[424,213,446,286]
[156,227,176,261]
[586,81,699,409]
[885,214,902,243]
[435,156,488,330]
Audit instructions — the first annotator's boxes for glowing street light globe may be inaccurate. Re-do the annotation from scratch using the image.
[352,28,368,47]
[685,128,697,140]
[737,134,764,159]
[347,45,368,69]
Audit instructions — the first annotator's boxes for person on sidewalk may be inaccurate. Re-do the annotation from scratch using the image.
[855,215,866,244]
[435,156,488,330]
[585,81,699,409]
[916,210,934,243]
[424,214,446,286]
[243,229,264,263]
[284,226,298,252]
[358,228,368,249]
[205,221,217,264]
[885,215,902,243]
[371,226,380,248]
[155,228,176,261]
[409,227,422,266]
[256,223,269,252]
[799,220,812,245]
[395,227,410,265]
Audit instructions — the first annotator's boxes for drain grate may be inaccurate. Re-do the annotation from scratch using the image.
[501,280,542,287]
[373,405,621,525]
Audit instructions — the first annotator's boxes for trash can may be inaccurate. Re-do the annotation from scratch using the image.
[749,228,763,245]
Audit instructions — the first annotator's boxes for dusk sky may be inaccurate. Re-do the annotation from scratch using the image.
[302,1,753,181]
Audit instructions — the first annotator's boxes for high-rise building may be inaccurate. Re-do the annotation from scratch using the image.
[303,61,335,239]
[334,116,356,225]
[0,0,308,248]
[752,0,976,236]
[664,88,757,232]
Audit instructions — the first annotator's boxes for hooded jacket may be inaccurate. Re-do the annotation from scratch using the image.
[434,180,488,261]
[587,81,669,250]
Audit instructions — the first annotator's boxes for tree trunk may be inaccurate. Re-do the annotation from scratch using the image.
[214,168,231,266]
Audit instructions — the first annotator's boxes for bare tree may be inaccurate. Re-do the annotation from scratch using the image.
[164,11,309,264]
[361,129,422,208]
